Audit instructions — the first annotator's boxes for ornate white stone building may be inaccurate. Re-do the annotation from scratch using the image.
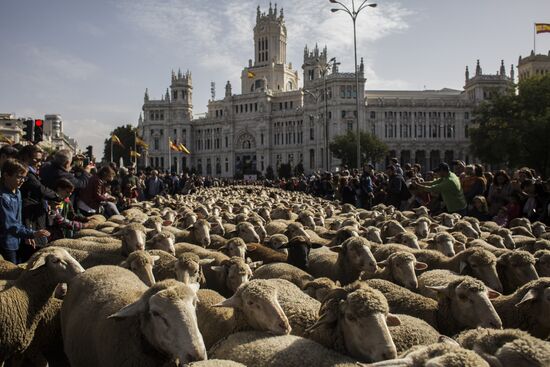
[138,3,542,177]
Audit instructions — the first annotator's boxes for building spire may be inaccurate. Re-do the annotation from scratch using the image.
[280,7,284,19]
[360,57,365,74]
[510,64,515,81]
[500,60,506,77]
[178,68,182,79]
[465,66,470,82]
[165,88,170,101]
[476,60,482,76]
[144,88,149,101]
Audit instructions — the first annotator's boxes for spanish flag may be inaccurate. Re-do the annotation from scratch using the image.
[247,70,256,79]
[130,150,141,158]
[111,134,125,148]
[536,23,550,34]
[178,143,191,155]
[169,137,180,152]
[135,135,149,149]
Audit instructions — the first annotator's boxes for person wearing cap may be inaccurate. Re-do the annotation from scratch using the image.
[412,162,467,215]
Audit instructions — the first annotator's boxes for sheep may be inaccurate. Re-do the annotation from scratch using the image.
[518,239,550,253]
[246,242,287,264]
[252,262,314,289]
[534,250,550,277]
[119,250,159,286]
[217,237,247,259]
[496,250,539,294]
[510,226,536,238]
[0,247,84,362]
[146,231,176,256]
[188,360,245,367]
[307,283,439,361]
[421,232,456,257]
[264,233,289,252]
[485,234,507,249]
[72,228,110,238]
[509,217,532,232]
[512,235,537,248]
[174,219,211,247]
[456,327,550,367]
[379,219,407,240]
[363,276,502,336]
[297,210,316,229]
[196,284,291,349]
[490,229,515,250]
[409,217,432,239]
[363,226,383,244]
[413,247,503,293]
[271,206,294,220]
[532,221,548,238]
[360,252,427,290]
[209,331,358,367]
[491,277,550,339]
[386,232,420,250]
[308,237,378,285]
[367,342,490,367]
[208,257,258,297]
[230,222,261,243]
[61,267,207,366]
[302,277,340,301]
[174,242,228,264]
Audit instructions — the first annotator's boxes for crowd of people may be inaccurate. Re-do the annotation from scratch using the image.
[1,143,549,264]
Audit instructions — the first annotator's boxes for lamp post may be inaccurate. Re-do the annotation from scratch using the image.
[304,57,337,171]
[329,0,377,169]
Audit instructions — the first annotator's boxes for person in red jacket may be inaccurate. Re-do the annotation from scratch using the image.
[78,165,119,217]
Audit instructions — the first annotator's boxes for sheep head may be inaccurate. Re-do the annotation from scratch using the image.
[210,257,255,293]
[108,280,207,364]
[332,237,377,276]
[214,279,291,335]
[301,277,340,302]
[120,250,158,286]
[174,253,212,286]
[534,250,550,277]
[457,248,503,293]
[27,247,85,284]
[497,251,538,289]
[220,237,247,259]
[374,252,428,290]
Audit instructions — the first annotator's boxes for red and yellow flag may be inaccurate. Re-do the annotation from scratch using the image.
[169,137,180,152]
[247,70,256,79]
[536,23,550,34]
[130,150,141,158]
[135,135,149,149]
[178,143,191,155]
[111,134,125,148]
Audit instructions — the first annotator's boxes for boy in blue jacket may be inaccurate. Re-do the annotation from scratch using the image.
[0,158,50,264]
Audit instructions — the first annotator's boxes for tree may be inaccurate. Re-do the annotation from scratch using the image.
[329,131,388,168]
[294,162,304,177]
[277,163,292,179]
[103,124,136,166]
[470,75,550,178]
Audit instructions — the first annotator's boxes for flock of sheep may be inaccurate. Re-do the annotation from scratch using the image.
[1,185,550,367]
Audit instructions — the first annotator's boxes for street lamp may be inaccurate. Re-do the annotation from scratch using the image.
[330,0,377,170]
[304,57,337,172]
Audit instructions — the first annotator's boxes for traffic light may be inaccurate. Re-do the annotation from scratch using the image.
[34,119,44,143]
[23,119,34,142]
[86,145,93,159]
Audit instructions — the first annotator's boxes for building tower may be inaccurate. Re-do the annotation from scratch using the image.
[463,60,514,104]
[242,3,298,94]
[170,69,193,120]
[518,50,550,81]
[302,44,328,89]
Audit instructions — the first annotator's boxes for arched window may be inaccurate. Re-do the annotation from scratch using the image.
[287,81,293,91]
[242,140,251,149]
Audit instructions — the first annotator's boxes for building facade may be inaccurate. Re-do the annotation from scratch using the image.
[138,4,542,177]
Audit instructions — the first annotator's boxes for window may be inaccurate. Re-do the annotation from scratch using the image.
[150,112,154,120]
[225,136,228,148]
[347,122,353,132]
[370,111,376,119]
[464,112,470,120]
[225,158,229,172]
[216,158,221,175]
[308,70,314,81]
[261,133,264,145]
[340,86,346,98]
[150,129,154,135]
[154,138,159,151]
[173,91,177,100]
[173,129,177,136]
[197,159,202,175]
[341,110,346,118]
[206,158,212,175]
[159,129,163,135]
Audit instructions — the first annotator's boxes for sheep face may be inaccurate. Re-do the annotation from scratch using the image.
[119,226,147,255]
[222,238,247,259]
[338,289,398,362]
[281,236,318,270]
[302,278,339,302]
[192,220,211,247]
[461,250,503,293]
[183,214,198,228]
[236,223,261,244]
[335,238,378,275]
[175,257,212,285]
[499,252,539,289]
[454,222,480,239]
[285,223,311,241]
[431,280,502,330]
[434,234,456,257]
[413,219,430,239]
[515,285,550,330]
[532,222,547,238]
[378,252,427,290]
[298,213,316,230]
[212,258,253,293]
[215,280,291,335]
[253,222,268,243]
[365,227,383,244]
[266,234,289,253]
[121,251,158,286]
[28,247,85,283]
[150,233,176,256]
[257,207,271,223]
[209,217,225,237]
[109,282,207,364]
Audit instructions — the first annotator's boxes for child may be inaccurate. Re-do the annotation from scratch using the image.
[493,206,509,227]
[0,159,50,264]
[48,178,90,240]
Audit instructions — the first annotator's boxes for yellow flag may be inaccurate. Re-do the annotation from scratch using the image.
[536,23,550,34]
[178,143,191,155]
[130,150,141,157]
[135,135,149,149]
[111,134,125,148]
[247,70,256,79]
[169,137,180,152]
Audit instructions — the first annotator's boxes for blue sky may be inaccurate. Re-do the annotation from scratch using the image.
[1,0,550,155]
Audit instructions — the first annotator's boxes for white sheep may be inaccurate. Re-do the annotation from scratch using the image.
[61,266,207,366]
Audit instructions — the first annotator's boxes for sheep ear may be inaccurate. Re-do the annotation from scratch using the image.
[28,255,48,271]
[199,258,216,266]
[306,310,338,332]
[386,313,401,327]
[119,260,130,268]
[210,265,227,273]
[213,294,242,308]
[330,246,343,254]
[426,285,450,297]
[459,261,468,274]
[108,298,147,319]
[486,288,501,300]
[438,335,459,346]
[414,261,428,271]
[515,289,538,308]
[377,259,389,268]
[151,255,160,263]
[246,244,258,252]
[310,242,323,249]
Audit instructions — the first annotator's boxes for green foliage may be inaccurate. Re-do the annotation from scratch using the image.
[470,75,550,177]
[329,131,388,168]
[265,165,275,180]
[277,163,292,179]
[103,124,137,166]
[293,162,304,177]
